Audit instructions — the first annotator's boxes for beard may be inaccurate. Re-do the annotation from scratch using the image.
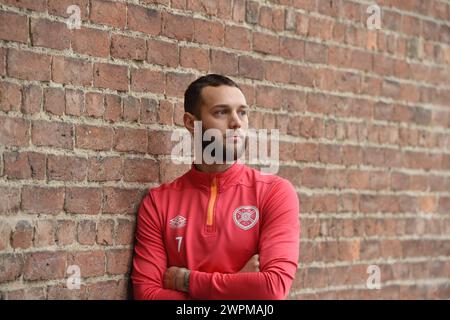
[200,126,247,164]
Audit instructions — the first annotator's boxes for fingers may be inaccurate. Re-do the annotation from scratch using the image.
[163,267,176,290]
[253,254,260,271]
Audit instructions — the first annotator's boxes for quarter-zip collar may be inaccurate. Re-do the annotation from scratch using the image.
[187,159,244,192]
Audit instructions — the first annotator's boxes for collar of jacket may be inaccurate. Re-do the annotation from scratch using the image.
[186,159,244,192]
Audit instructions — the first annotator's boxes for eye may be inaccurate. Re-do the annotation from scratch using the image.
[240,110,247,116]
[215,110,227,115]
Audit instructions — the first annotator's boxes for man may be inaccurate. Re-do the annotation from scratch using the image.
[131,74,300,299]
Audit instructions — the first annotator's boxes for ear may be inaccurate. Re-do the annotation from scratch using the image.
[183,112,197,135]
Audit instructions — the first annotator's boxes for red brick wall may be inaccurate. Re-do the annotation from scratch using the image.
[0,0,449,299]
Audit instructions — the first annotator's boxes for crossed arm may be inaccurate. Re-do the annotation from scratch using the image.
[131,179,300,300]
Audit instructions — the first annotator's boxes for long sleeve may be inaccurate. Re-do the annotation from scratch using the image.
[131,191,190,300]
[188,178,300,300]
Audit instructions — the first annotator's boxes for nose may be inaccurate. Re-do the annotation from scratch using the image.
[229,110,242,130]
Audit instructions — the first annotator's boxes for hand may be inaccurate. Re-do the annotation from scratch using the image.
[238,254,260,273]
[163,266,190,292]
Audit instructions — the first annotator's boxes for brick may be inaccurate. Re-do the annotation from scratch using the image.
[106,249,133,275]
[160,159,190,184]
[32,120,73,149]
[259,6,284,32]
[103,188,141,215]
[148,130,173,155]
[76,125,113,151]
[146,38,178,67]
[162,12,194,41]
[71,28,110,57]
[104,94,122,122]
[77,220,97,245]
[158,100,173,125]
[90,0,126,28]
[319,144,342,165]
[173,102,184,126]
[305,42,328,64]
[232,0,245,22]
[68,250,105,277]
[0,221,11,250]
[44,87,65,116]
[4,151,45,180]
[301,167,326,189]
[47,284,87,300]
[180,46,209,71]
[34,220,56,247]
[130,68,165,93]
[116,219,135,245]
[23,251,66,280]
[264,60,290,83]
[86,280,121,300]
[165,72,195,98]
[239,56,264,80]
[193,19,224,46]
[65,90,84,116]
[0,11,28,43]
[210,50,238,76]
[31,18,70,50]
[140,98,158,124]
[0,116,29,147]
[122,96,140,122]
[97,219,114,246]
[111,34,146,60]
[47,155,86,182]
[52,56,92,86]
[293,143,318,163]
[0,187,21,215]
[224,25,251,51]
[0,254,24,282]
[0,81,22,112]
[0,0,46,11]
[114,127,148,153]
[245,1,259,24]
[256,85,282,109]
[21,186,65,214]
[187,0,218,15]
[21,85,42,115]
[88,157,122,182]
[308,16,333,40]
[280,37,304,60]
[253,32,279,55]
[65,187,102,215]
[438,197,450,214]
[7,49,51,81]
[290,65,315,87]
[56,220,76,246]
[94,63,128,91]
[0,47,5,76]
[48,0,89,19]
[127,5,161,35]
[123,158,159,182]
[84,92,104,118]
[10,220,33,249]
[295,12,309,36]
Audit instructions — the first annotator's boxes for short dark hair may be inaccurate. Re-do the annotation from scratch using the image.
[184,74,241,118]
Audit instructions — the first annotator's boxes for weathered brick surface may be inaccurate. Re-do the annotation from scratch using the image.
[0,0,449,300]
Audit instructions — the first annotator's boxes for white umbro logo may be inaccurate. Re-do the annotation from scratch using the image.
[169,215,187,228]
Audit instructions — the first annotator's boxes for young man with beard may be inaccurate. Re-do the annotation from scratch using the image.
[131,74,300,299]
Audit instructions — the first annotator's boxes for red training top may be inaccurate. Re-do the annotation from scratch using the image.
[131,160,300,300]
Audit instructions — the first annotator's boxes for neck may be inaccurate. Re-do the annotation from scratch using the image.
[194,161,235,173]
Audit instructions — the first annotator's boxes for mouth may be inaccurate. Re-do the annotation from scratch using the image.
[225,135,243,142]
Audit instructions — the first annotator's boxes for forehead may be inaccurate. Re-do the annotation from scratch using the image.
[200,85,247,108]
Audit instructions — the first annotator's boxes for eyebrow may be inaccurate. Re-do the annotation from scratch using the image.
[211,104,249,110]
